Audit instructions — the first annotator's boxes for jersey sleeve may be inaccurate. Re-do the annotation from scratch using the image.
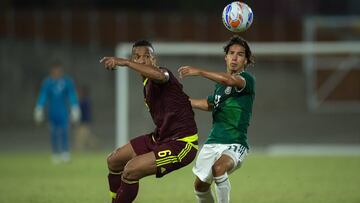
[240,72,255,94]
[35,79,49,108]
[207,95,214,105]
[152,67,171,84]
[66,78,79,107]
[207,83,218,104]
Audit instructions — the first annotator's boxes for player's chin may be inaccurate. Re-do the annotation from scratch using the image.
[229,65,239,71]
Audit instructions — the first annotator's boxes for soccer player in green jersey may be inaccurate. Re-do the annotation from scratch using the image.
[178,35,255,203]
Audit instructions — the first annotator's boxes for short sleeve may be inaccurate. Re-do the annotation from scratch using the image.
[240,72,255,94]
[207,95,215,105]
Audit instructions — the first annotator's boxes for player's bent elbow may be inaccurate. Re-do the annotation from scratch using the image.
[227,78,240,86]
[151,71,167,83]
[157,73,167,81]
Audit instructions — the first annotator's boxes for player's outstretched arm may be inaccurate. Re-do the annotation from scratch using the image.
[189,98,212,111]
[178,65,245,89]
[100,56,168,82]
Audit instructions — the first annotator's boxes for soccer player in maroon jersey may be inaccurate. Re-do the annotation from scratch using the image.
[100,40,198,203]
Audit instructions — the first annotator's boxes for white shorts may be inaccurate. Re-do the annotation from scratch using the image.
[192,143,248,184]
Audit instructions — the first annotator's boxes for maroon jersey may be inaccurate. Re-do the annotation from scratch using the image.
[143,67,197,143]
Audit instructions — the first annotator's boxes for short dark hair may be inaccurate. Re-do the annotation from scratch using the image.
[132,40,154,53]
[50,60,62,69]
[223,35,254,66]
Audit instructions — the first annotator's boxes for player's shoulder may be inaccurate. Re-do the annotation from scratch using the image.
[43,76,53,84]
[159,66,176,81]
[62,75,72,80]
[61,75,75,83]
[159,67,172,74]
[240,71,255,83]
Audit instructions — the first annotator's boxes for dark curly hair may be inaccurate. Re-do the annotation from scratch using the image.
[132,40,155,53]
[223,35,254,66]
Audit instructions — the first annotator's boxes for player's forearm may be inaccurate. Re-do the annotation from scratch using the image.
[36,96,46,108]
[199,70,236,86]
[36,85,48,108]
[190,99,211,111]
[127,61,166,81]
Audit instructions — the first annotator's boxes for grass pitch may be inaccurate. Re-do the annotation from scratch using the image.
[0,152,359,203]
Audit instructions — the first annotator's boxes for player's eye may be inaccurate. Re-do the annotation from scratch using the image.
[133,55,139,60]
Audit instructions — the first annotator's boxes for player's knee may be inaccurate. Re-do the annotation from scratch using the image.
[212,163,226,177]
[194,179,210,192]
[122,161,141,181]
[106,152,124,172]
[106,153,115,168]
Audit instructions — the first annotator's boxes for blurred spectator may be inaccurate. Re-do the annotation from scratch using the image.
[74,85,99,151]
[34,62,80,164]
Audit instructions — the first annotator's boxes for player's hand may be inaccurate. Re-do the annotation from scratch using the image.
[70,106,81,124]
[33,107,44,125]
[178,66,201,79]
[99,57,129,70]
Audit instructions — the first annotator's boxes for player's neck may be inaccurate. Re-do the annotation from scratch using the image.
[229,69,244,75]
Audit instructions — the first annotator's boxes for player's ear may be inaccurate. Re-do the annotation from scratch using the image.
[152,55,157,66]
[130,51,136,62]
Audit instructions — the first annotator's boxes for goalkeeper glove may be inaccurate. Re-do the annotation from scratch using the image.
[71,106,81,123]
[34,107,44,124]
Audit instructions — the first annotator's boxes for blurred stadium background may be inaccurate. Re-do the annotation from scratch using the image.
[0,0,359,152]
[1,0,360,203]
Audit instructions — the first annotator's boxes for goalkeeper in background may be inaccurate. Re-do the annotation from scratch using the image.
[34,62,80,164]
[178,35,255,203]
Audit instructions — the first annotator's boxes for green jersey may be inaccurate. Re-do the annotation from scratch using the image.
[205,71,255,149]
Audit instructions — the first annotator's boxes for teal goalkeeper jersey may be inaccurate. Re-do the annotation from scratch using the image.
[205,71,255,149]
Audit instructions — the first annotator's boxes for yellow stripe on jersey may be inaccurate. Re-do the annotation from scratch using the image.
[143,78,149,86]
[143,78,149,109]
[177,134,199,150]
[109,191,116,199]
[177,134,198,143]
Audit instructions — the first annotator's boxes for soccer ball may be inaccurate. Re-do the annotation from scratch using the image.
[222,1,253,32]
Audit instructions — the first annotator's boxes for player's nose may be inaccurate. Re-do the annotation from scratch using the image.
[137,57,146,64]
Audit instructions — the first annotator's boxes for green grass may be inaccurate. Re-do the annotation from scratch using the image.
[0,152,359,203]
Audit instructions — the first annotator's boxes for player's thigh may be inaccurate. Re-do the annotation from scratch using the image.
[192,144,220,183]
[123,152,157,180]
[107,143,137,171]
[219,144,249,174]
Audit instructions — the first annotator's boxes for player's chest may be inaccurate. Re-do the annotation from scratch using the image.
[49,80,66,95]
[214,85,236,97]
[213,85,238,107]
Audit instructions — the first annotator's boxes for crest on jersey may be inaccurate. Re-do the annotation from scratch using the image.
[225,86,232,95]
